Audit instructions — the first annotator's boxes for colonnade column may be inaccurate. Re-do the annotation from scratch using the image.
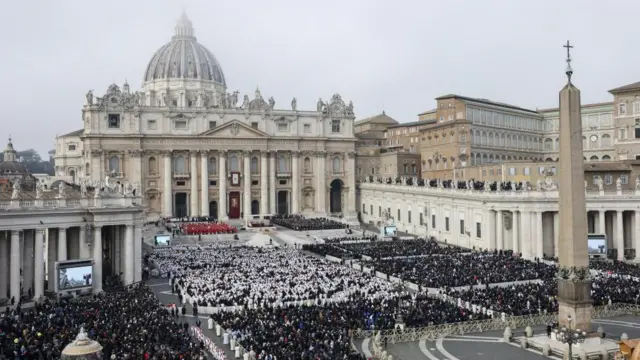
[22,231,34,296]
[0,232,8,299]
[535,212,543,259]
[553,212,559,257]
[10,230,20,302]
[269,152,276,214]
[260,151,268,215]
[163,150,173,217]
[47,229,57,292]
[488,210,496,250]
[512,211,519,253]
[346,151,356,216]
[93,226,103,294]
[218,150,227,221]
[79,226,89,259]
[635,211,640,263]
[496,210,503,250]
[521,211,531,258]
[190,151,198,217]
[243,151,252,220]
[291,151,300,214]
[34,229,44,300]
[616,210,624,261]
[134,224,142,282]
[58,228,67,261]
[316,151,326,215]
[124,224,134,285]
[598,210,606,234]
[200,151,209,217]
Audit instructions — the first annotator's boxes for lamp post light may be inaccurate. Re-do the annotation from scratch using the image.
[554,315,587,359]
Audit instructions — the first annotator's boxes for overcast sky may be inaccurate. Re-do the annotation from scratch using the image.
[1,0,638,156]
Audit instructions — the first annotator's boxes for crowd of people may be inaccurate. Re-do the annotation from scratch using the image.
[337,238,466,259]
[0,284,205,359]
[180,222,237,235]
[365,175,531,192]
[272,214,348,231]
[324,235,378,244]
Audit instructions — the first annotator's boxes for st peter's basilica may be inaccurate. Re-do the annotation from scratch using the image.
[55,12,357,221]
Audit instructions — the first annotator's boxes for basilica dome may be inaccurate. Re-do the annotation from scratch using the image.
[143,12,226,87]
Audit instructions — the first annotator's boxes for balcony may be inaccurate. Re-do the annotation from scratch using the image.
[172,172,190,179]
[277,171,292,178]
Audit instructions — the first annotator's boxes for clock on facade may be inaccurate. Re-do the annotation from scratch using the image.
[590,135,598,142]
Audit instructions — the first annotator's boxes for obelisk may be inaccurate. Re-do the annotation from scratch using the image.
[556,41,592,331]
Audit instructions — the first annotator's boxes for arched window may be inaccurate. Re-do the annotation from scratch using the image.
[250,157,258,174]
[209,157,217,174]
[278,154,287,172]
[85,163,90,176]
[229,155,239,172]
[303,157,311,173]
[590,155,599,161]
[411,164,416,174]
[403,164,408,173]
[602,155,611,160]
[148,157,157,174]
[601,134,612,147]
[108,156,120,172]
[69,169,76,183]
[174,155,186,173]
[332,157,341,173]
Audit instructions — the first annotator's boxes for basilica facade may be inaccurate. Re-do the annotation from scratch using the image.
[55,13,357,221]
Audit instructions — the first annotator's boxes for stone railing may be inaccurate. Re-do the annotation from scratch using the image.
[0,196,143,210]
[360,182,640,199]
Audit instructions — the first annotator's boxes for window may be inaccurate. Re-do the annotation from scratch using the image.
[331,120,341,133]
[620,174,629,185]
[303,157,311,173]
[279,179,287,185]
[250,157,258,174]
[604,174,613,185]
[619,128,626,140]
[108,114,120,128]
[408,211,412,223]
[303,124,311,133]
[174,156,186,173]
[147,120,157,130]
[634,103,640,114]
[209,180,217,186]
[175,120,187,129]
[209,157,217,174]
[362,204,366,213]
[419,213,424,226]
[397,209,401,222]
[460,219,465,235]
[476,222,482,238]
[68,144,76,151]
[524,167,530,175]
[251,180,259,186]
[445,217,450,231]
[278,154,287,172]
[148,157,157,174]
[636,128,640,139]
[251,122,259,129]
[378,206,381,217]
[277,123,288,132]
[460,133,467,142]
[439,116,444,121]
[592,175,599,185]
[176,180,185,186]
[108,156,119,172]
[332,157,341,173]
[431,214,436,229]
[602,134,612,147]
[209,121,216,129]
[619,103,627,116]
[187,99,193,107]
[539,167,546,175]
[370,205,373,215]
[509,167,516,176]
[172,99,178,107]
[229,155,239,172]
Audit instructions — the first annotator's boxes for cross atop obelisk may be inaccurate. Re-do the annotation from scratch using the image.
[556,40,592,333]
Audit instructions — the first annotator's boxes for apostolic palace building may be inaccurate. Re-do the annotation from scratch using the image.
[54,13,358,222]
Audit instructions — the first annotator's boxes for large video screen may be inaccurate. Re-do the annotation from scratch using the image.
[384,226,397,236]
[588,235,607,255]
[58,262,93,290]
[155,234,171,246]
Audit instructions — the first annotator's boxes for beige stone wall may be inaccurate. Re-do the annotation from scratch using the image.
[611,90,640,160]
[420,120,471,177]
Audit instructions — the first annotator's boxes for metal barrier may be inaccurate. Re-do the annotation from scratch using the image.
[352,303,640,344]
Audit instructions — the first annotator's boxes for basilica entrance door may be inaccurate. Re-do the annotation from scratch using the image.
[277,191,288,215]
[174,193,188,218]
[229,192,240,219]
[209,201,218,219]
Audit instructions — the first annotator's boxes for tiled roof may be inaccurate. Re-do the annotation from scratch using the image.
[584,162,632,172]
[354,113,399,125]
[435,94,539,114]
[386,119,436,129]
[59,129,83,138]
[608,81,640,94]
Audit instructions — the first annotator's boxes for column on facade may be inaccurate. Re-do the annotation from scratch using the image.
[163,150,173,218]
[200,151,209,217]
[346,151,356,215]
[91,151,102,182]
[189,151,198,217]
[315,151,326,215]
[79,226,90,259]
[243,151,252,220]
[291,151,300,214]
[124,224,134,285]
[616,210,624,261]
[0,232,8,299]
[129,150,143,192]
[58,228,67,261]
[47,229,57,292]
[10,230,20,302]
[113,226,121,276]
[487,210,496,250]
[219,151,227,221]
[269,152,276,214]
[22,230,34,296]
[134,224,142,282]
[93,226,103,293]
[34,229,44,299]
[535,211,544,258]
[496,210,503,250]
[634,211,640,262]
[512,211,519,253]
[553,212,559,257]
[598,210,606,235]
[260,151,268,215]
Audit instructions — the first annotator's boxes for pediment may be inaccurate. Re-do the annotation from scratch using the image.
[199,120,267,138]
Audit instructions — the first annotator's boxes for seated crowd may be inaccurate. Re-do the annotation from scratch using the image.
[363,250,556,288]
[272,214,347,231]
[590,259,640,278]
[0,284,204,359]
[301,243,358,260]
[324,235,378,244]
[180,222,237,235]
[336,238,466,259]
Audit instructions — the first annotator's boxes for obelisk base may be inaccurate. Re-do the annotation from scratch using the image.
[557,279,593,331]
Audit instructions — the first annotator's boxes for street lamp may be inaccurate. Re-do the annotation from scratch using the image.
[554,315,587,359]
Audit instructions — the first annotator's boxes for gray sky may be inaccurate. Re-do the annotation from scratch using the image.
[1,0,638,156]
